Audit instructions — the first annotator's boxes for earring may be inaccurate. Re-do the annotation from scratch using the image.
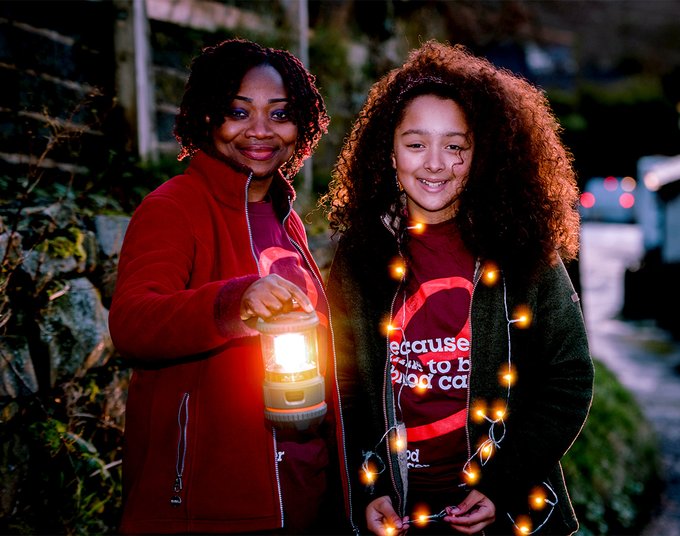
[395,171,404,192]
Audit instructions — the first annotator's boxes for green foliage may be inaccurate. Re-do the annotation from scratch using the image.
[0,360,128,535]
[563,359,663,535]
[36,226,86,261]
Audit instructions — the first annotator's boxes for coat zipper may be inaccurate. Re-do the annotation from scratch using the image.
[464,260,483,477]
[385,250,407,517]
[282,197,359,532]
[171,392,190,507]
[244,173,262,277]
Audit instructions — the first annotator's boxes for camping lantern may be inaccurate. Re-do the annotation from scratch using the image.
[256,310,327,430]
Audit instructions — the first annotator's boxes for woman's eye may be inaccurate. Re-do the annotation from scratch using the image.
[406,143,424,149]
[272,109,290,121]
[227,109,248,119]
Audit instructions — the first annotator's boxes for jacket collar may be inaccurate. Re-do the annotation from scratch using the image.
[188,151,296,211]
[380,192,408,239]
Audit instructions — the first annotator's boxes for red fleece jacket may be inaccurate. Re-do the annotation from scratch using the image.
[109,152,348,534]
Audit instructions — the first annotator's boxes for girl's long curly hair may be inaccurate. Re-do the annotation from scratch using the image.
[321,40,580,279]
[174,38,329,179]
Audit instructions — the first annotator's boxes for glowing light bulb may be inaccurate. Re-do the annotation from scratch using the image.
[481,262,500,286]
[390,259,407,280]
[515,515,532,535]
[472,401,487,422]
[512,305,531,328]
[496,409,505,419]
[482,444,492,456]
[272,333,310,373]
[530,487,547,510]
[364,470,374,483]
[466,470,477,483]
[385,527,395,535]
[500,365,516,386]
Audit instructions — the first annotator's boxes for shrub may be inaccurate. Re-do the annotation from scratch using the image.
[563,359,663,535]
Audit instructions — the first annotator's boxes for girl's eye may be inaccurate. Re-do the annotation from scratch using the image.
[406,143,425,149]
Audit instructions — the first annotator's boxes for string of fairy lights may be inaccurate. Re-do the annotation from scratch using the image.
[358,221,557,535]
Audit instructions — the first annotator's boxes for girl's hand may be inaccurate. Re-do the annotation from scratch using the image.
[366,496,410,536]
[442,489,496,534]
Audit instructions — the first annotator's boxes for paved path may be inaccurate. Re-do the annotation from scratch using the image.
[580,222,680,536]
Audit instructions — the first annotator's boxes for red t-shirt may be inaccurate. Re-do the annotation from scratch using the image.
[389,219,474,497]
[248,200,330,532]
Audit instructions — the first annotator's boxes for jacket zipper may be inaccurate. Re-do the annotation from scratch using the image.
[243,174,284,527]
[327,309,359,534]
[244,173,262,276]
[171,392,190,507]
[464,260,483,478]
[385,250,407,516]
[282,196,359,533]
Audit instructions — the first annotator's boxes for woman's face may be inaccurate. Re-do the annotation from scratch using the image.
[212,64,298,186]
[392,94,473,224]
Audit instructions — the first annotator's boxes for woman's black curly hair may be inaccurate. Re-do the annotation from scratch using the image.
[174,38,329,179]
[321,40,580,279]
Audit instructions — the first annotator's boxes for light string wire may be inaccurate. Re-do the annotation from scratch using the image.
[361,280,410,486]
[364,253,557,533]
[462,272,557,534]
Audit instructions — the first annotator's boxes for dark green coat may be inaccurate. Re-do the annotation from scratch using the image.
[328,216,594,535]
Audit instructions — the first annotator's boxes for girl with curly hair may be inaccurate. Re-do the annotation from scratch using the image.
[323,40,593,535]
[110,39,350,534]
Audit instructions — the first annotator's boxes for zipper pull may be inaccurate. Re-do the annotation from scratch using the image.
[170,476,183,507]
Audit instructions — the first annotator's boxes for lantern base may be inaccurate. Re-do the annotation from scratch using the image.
[263,376,327,431]
[265,401,327,431]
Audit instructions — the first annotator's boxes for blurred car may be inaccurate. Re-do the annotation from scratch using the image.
[579,176,637,223]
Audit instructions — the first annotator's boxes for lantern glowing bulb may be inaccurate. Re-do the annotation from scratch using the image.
[272,333,309,372]
[385,526,395,535]
[256,311,327,431]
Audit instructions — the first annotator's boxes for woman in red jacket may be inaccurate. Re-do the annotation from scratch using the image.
[109,38,350,534]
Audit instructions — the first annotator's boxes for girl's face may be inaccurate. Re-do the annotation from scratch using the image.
[392,94,473,224]
[212,64,298,197]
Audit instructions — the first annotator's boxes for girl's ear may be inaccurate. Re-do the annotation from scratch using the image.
[391,152,396,169]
